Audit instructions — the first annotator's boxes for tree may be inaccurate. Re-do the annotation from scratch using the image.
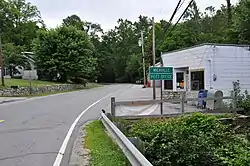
[33,26,96,82]
[96,30,117,83]
[233,0,250,44]
[126,54,142,83]
[3,43,25,66]
[62,14,84,30]
[0,0,43,48]
[226,0,232,24]
[2,43,27,76]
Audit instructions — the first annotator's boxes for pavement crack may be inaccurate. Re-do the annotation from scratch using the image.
[0,152,58,161]
[0,123,63,134]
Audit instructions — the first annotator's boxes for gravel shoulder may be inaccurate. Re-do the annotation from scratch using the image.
[69,120,126,166]
[69,122,91,166]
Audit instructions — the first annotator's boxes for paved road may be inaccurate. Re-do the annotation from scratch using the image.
[0,97,26,104]
[0,84,130,166]
[0,84,199,166]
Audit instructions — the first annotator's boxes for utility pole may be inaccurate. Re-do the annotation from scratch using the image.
[0,30,5,86]
[140,31,146,88]
[160,53,163,114]
[152,17,156,99]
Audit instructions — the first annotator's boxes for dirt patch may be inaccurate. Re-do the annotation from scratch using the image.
[69,122,91,166]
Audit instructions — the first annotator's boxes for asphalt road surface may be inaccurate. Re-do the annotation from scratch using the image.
[0,84,131,166]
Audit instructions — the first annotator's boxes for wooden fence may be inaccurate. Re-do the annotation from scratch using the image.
[111,96,238,119]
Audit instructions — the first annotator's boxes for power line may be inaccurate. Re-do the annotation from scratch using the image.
[169,0,183,24]
[178,0,186,10]
[165,0,194,37]
[164,0,184,34]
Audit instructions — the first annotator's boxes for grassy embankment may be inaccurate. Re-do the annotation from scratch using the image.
[85,120,126,166]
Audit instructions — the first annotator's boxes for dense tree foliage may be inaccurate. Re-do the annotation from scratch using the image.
[1,0,250,83]
[32,26,96,82]
[0,0,44,69]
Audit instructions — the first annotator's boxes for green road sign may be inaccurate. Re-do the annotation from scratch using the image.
[150,67,173,80]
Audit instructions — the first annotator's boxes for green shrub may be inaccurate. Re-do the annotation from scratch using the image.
[238,99,250,115]
[70,77,87,86]
[126,113,250,166]
[231,80,250,115]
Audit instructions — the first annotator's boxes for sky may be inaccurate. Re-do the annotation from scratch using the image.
[27,0,239,31]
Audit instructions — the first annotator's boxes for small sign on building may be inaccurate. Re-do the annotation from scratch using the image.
[149,67,173,80]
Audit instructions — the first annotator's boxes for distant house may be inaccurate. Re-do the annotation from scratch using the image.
[161,43,250,97]
[1,52,38,80]
[20,52,38,80]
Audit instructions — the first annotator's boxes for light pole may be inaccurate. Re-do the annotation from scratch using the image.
[138,31,146,88]
[152,17,156,99]
[0,30,5,86]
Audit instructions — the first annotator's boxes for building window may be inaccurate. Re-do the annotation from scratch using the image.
[176,72,184,89]
[191,71,204,90]
[164,80,173,90]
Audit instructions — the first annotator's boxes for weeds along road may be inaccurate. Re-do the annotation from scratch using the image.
[0,84,131,166]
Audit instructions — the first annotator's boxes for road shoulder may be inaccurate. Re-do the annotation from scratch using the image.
[69,122,91,166]
[0,97,27,104]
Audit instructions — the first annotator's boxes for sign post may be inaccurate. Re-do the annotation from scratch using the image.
[150,66,173,114]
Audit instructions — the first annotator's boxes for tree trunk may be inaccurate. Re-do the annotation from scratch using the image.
[226,0,232,24]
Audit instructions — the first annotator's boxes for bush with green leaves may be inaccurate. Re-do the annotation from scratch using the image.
[126,113,250,166]
[230,80,250,115]
[33,26,96,82]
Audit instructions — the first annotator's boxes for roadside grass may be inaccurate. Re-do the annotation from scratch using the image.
[85,120,127,166]
[0,78,56,88]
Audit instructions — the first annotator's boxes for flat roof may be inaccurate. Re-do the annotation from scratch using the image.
[161,43,250,57]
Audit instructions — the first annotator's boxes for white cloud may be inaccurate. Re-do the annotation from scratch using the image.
[28,0,239,31]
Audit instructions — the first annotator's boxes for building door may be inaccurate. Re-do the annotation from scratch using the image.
[176,72,184,90]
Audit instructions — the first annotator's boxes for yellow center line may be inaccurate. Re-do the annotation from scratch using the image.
[0,120,4,123]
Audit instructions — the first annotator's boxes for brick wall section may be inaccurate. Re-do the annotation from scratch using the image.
[162,91,185,100]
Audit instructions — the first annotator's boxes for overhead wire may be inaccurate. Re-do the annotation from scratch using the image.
[169,0,183,24]
[164,0,184,34]
[178,0,186,10]
[165,0,194,38]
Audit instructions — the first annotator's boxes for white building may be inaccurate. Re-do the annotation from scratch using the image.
[161,43,250,97]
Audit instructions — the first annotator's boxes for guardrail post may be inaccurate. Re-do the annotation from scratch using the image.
[181,92,185,113]
[111,97,116,118]
[128,137,145,155]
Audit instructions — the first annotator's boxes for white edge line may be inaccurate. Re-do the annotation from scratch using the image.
[53,85,130,166]
[53,96,106,166]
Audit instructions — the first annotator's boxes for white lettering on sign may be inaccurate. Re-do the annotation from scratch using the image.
[151,67,172,73]
[150,74,173,80]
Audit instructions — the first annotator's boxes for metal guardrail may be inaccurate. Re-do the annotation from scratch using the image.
[100,112,153,166]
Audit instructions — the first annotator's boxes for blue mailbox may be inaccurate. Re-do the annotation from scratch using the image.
[197,89,208,109]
